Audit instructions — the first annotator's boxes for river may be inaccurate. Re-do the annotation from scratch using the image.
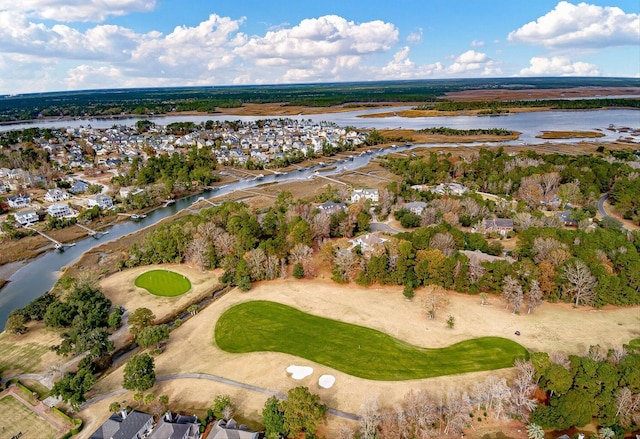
[0,108,639,328]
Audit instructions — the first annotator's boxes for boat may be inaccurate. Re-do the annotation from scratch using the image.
[131,213,147,220]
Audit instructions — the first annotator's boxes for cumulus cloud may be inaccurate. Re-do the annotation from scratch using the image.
[407,28,423,44]
[0,0,156,22]
[519,56,600,76]
[235,15,398,61]
[447,50,502,75]
[508,1,640,48]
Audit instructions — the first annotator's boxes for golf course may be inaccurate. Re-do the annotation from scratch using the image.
[215,300,529,380]
[134,269,192,296]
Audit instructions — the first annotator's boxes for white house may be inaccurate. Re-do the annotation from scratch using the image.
[47,203,75,219]
[14,209,39,227]
[45,188,70,203]
[349,233,389,252]
[351,188,379,203]
[87,194,113,209]
[7,194,31,209]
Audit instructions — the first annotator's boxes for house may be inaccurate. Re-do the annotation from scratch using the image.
[7,194,31,209]
[14,209,39,227]
[88,194,114,209]
[557,210,578,227]
[47,203,75,219]
[70,180,89,194]
[351,188,379,203]
[349,233,389,252]
[317,201,346,215]
[89,409,153,439]
[430,182,468,196]
[403,201,427,215]
[45,188,70,203]
[482,218,514,236]
[148,412,201,439]
[208,419,258,439]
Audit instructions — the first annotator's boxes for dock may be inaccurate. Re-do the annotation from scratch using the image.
[26,227,75,251]
[76,223,108,238]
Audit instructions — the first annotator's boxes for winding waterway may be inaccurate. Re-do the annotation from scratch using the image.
[0,108,638,327]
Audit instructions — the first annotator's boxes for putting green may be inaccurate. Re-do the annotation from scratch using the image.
[134,269,191,296]
[215,300,529,380]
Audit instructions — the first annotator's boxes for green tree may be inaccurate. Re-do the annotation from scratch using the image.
[262,396,287,439]
[129,307,155,336]
[281,386,327,438]
[446,315,455,329]
[526,423,545,439]
[292,262,305,279]
[212,394,235,419]
[136,324,170,350]
[4,312,27,334]
[109,401,122,413]
[144,393,155,405]
[51,366,96,411]
[123,353,155,391]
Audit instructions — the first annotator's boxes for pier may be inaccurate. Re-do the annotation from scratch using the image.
[75,223,108,238]
[25,227,75,251]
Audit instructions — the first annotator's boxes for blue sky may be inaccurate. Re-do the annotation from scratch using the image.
[0,0,637,94]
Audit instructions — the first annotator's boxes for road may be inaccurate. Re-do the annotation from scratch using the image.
[369,222,402,234]
[598,193,629,232]
[81,373,360,420]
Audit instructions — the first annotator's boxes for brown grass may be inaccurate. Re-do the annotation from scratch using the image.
[536,131,605,139]
[81,275,639,436]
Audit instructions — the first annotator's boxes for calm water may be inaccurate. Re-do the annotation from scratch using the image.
[0,108,639,328]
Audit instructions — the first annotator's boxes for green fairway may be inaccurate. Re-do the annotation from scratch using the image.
[215,301,529,380]
[134,269,191,296]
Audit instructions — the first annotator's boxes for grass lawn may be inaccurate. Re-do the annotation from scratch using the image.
[134,269,192,297]
[0,395,59,439]
[0,340,51,375]
[215,300,529,381]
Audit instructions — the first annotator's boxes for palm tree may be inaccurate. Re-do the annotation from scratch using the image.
[598,427,615,439]
[526,423,545,439]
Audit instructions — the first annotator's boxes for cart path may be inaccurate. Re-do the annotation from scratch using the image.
[81,372,360,420]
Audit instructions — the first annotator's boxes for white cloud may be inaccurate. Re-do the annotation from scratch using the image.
[471,40,485,47]
[235,15,398,61]
[447,50,502,76]
[0,0,156,23]
[508,1,640,48]
[519,56,600,76]
[407,28,423,44]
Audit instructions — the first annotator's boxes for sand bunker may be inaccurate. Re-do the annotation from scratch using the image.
[318,375,336,389]
[286,365,313,380]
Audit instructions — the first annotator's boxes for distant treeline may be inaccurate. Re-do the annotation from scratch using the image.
[1,77,638,122]
[416,98,640,112]
[417,127,515,136]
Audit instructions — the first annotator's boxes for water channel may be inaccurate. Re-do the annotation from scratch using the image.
[0,108,638,327]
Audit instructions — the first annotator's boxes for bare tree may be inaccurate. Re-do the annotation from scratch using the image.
[517,176,543,209]
[514,212,541,231]
[334,249,360,282]
[608,346,628,365]
[502,275,523,313]
[245,247,267,281]
[615,387,640,429]
[442,390,471,435]
[540,172,561,200]
[310,213,331,245]
[289,243,314,275]
[358,397,380,439]
[186,235,210,271]
[468,257,486,284]
[549,351,571,369]
[337,424,355,439]
[430,232,456,257]
[423,287,450,320]
[510,359,538,421]
[525,280,543,314]
[378,404,407,439]
[403,389,438,439]
[562,259,597,307]
[420,207,440,227]
[264,255,281,280]
[214,231,237,258]
[532,237,567,264]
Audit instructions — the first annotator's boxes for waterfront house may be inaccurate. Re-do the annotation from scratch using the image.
[14,209,39,227]
[47,203,75,219]
[317,201,347,215]
[70,180,89,194]
[87,194,114,210]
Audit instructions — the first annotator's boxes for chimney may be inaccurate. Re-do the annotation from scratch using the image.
[120,408,128,419]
